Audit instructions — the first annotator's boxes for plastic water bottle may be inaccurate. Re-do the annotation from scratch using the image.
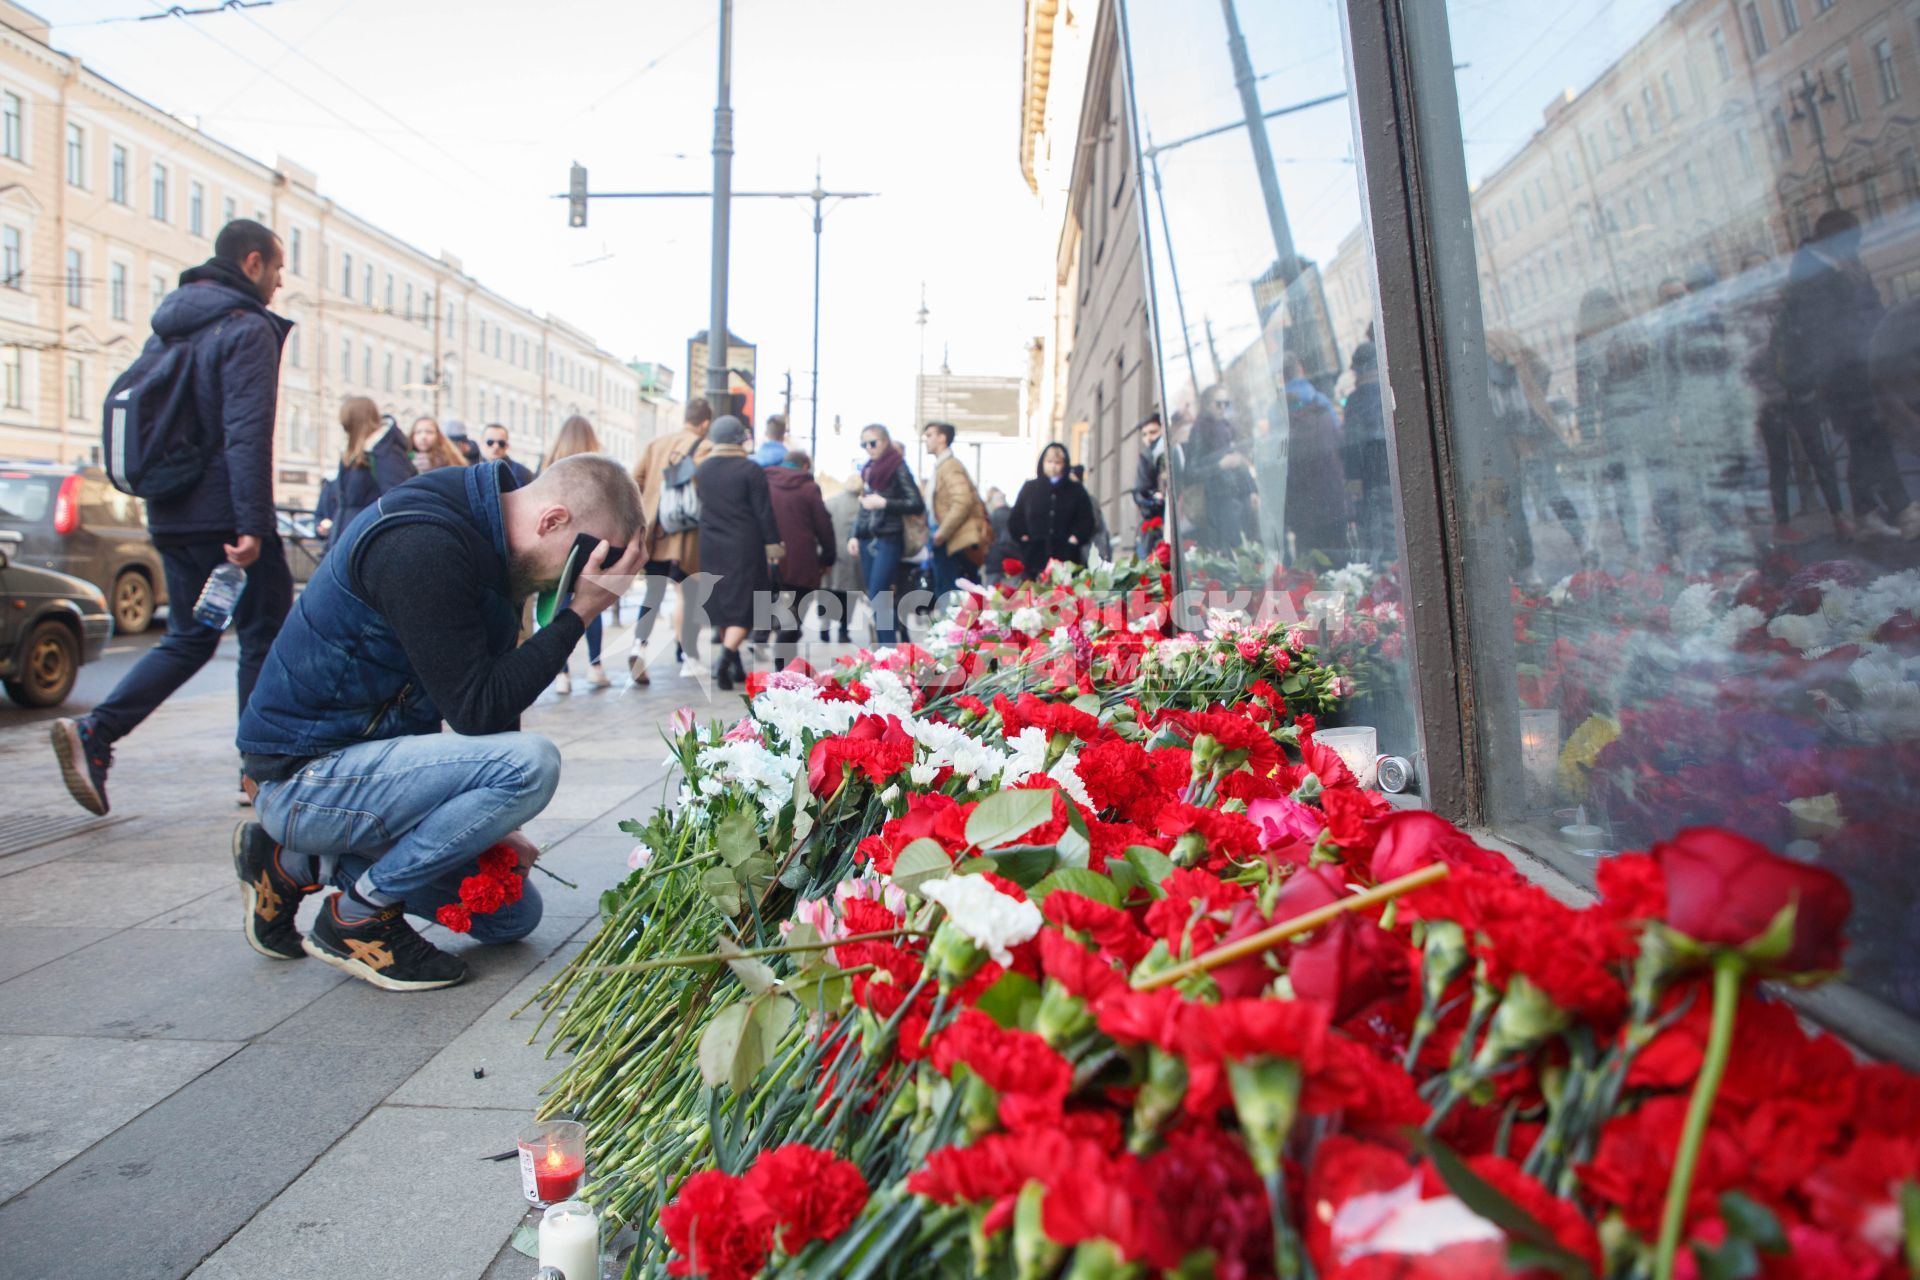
[192,562,248,631]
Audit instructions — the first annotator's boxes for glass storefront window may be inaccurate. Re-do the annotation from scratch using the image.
[1126,0,1423,763]
[1418,0,1920,1033]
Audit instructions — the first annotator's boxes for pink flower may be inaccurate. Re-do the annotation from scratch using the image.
[724,717,763,744]
[1246,795,1327,848]
[781,895,840,944]
[670,707,697,735]
[627,844,655,871]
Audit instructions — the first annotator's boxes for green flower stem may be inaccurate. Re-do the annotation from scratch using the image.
[586,928,927,975]
[1653,950,1745,1280]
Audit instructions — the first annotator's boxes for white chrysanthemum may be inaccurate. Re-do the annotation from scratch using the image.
[909,762,941,787]
[1323,562,1376,600]
[1001,725,1051,785]
[1050,625,1075,651]
[751,684,862,744]
[863,668,917,720]
[909,719,1009,787]
[921,874,1044,965]
[1010,606,1045,636]
[1768,612,1827,653]
[694,739,800,814]
[1706,604,1765,649]
[1669,582,1718,635]
[978,608,1003,629]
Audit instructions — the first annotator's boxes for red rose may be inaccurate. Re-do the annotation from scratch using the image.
[1287,913,1410,1024]
[660,1169,772,1280]
[1651,826,1851,972]
[1369,811,1510,884]
[742,1144,869,1253]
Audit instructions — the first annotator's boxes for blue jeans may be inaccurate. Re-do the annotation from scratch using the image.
[857,535,903,643]
[89,536,293,744]
[569,613,603,669]
[253,731,559,943]
[929,544,969,605]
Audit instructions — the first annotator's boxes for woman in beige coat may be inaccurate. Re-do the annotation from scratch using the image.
[629,399,715,681]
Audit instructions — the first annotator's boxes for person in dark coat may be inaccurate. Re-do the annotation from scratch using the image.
[764,450,836,669]
[1008,442,1096,579]
[1131,413,1167,559]
[695,416,783,690]
[1279,355,1350,564]
[847,424,924,645]
[984,488,1018,582]
[1340,345,1392,562]
[324,398,413,552]
[51,218,294,817]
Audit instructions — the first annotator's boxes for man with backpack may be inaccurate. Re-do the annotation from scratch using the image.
[629,397,714,681]
[51,219,293,816]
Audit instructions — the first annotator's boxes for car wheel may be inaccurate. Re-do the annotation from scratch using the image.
[3,620,80,707]
[112,570,154,633]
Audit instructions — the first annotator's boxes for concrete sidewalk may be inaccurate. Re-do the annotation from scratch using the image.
[0,618,733,1280]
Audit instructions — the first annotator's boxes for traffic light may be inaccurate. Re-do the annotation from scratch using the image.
[568,163,588,228]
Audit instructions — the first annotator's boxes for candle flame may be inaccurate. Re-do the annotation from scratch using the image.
[544,1147,565,1170]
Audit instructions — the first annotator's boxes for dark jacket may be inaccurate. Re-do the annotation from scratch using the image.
[853,452,925,540]
[1131,441,1166,520]
[765,465,836,592]
[695,446,782,628]
[1782,242,1883,398]
[141,260,292,541]
[325,425,414,552]
[237,464,529,760]
[986,503,1018,572]
[1008,476,1096,578]
[504,457,534,488]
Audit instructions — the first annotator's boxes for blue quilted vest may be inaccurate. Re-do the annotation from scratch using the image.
[236,462,518,758]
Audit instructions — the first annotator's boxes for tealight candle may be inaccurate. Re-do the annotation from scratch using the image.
[538,1199,600,1280]
[518,1120,587,1205]
[1314,726,1378,787]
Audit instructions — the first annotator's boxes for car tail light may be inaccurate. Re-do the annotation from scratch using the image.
[52,474,82,535]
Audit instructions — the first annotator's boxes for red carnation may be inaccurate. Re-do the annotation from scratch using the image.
[742,1144,869,1253]
[1001,557,1026,576]
[1651,826,1850,973]
[459,873,507,915]
[660,1169,773,1280]
[435,903,473,933]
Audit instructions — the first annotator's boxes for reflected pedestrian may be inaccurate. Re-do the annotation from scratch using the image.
[1131,412,1167,560]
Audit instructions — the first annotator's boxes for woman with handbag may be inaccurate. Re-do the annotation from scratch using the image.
[845,424,924,645]
[630,399,715,682]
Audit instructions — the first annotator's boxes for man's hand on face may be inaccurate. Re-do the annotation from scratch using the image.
[569,539,648,622]
[497,829,541,871]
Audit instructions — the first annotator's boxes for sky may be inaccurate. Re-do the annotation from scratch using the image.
[32,0,1048,450]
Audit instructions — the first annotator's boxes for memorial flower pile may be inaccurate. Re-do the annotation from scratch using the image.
[532,551,1920,1280]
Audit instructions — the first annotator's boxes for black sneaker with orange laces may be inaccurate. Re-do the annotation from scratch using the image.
[50,716,112,816]
[303,892,468,992]
[232,821,317,961]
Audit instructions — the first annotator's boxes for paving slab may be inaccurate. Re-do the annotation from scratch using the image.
[186,1103,534,1280]
[0,859,232,928]
[68,819,243,865]
[0,1040,433,1280]
[386,942,588,1112]
[0,1034,241,1203]
[0,925,115,984]
[0,928,345,1040]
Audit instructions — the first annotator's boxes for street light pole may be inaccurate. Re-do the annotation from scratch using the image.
[1791,69,1841,211]
[706,0,734,409]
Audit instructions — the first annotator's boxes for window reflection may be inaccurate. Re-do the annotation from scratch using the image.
[1128,0,1422,762]
[1433,0,1920,1020]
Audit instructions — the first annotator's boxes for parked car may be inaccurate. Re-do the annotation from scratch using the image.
[0,462,166,633]
[277,506,327,586]
[0,529,111,707]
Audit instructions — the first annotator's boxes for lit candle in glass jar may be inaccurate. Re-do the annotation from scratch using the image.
[1313,726,1378,786]
[517,1119,587,1205]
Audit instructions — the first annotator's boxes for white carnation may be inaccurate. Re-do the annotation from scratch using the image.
[1049,752,1094,810]
[1001,725,1051,785]
[921,874,1044,965]
[1010,606,1045,636]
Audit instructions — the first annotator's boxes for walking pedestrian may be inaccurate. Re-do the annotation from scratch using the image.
[821,473,862,640]
[984,487,1018,582]
[544,415,613,692]
[51,219,294,816]
[232,455,646,990]
[921,420,988,603]
[443,419,482,465]
[631,398,716,682]
[410,416,467,473]
[1008,442,1095,579]
[847,425,925,645]
[1744,252,1848,543]
[1781,209,1919,540]
[1131,412,1167,560]
[1575,289,1663,557]
[324,397,413,552]
[696,416,782,690]
[755,413,790,468]
[764,450,836,668]
[1069,464,1112,560]
[480,422,535,487]
[1279,354,1350,565]
[1339,347,1393,562]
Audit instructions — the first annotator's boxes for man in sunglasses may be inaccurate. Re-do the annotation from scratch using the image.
[481,423,534,487]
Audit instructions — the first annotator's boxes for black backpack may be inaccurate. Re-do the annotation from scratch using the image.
[101,310,240,501]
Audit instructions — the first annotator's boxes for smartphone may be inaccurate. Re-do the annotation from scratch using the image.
[533,533,626,628]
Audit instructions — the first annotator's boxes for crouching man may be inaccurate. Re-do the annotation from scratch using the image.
[230,454,645,991]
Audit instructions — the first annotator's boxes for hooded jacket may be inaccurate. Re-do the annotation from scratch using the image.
[765,465,837,591]
[141,259,292,541]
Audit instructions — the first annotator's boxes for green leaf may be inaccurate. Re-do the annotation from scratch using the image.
[1125,845,1176,898]
[1030,867,1122,908]
[790,767,816,844]
[1056,823,1092,870]
[966,787,1058,851]
[1071,693,1102,717]
[990,844,1058,888]
[783,967,851,1012]
[717,939,777,996]
[736,998,793,1095]
[974,970,1042,1028]
[732,853,777,887]
[1720,1191,1787,1254]
[1415,1134,1595,1280]
[509,1224,540,1258]
[715,811,759,867]
[953,855,998,876]
[697,1003,751,1089]
[1107,857,1143,898]
[700,867,743,916]
[891,839,955,897]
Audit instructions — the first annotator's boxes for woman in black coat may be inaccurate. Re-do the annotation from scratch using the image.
[323,398,413,551]
[695,416,783,690]
[846,424,925,645]
[1008,442,1097,579]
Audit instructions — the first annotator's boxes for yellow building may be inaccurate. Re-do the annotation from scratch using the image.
[0,1,645,505]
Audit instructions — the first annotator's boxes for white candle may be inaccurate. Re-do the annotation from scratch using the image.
[1314,726,1378,786]
[539,1200,600,1280]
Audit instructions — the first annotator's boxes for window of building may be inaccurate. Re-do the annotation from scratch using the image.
[1,226,19,289]
[494,327,501,359]
[151,273,166,311]
[1779,0,1800,35]
[1876,37,1900,102]
[362,263,372,305]
[3,344,21,408]
[341,251,353,297]
[290,227,302,276]
[1642,86,1660,132]
[478,317,487,351]
[110,144,126,204]
[65,357,86,419]
[65,122,83,187]
[1736,126,1757,176]
[403,355,411,388]
[1838,59,1862,122]
[65,247,83,308]
[1743,2,1768,53]
[1663,69,1682,116]
[1,92,20,161]
[1772,104,1793,157]
[289,330,300,368]
[383,350,393,391]
[341,336,351,377]
[1904,150,1920,202]
[1712,26,1734,79]
[189,181,204,237]
[362,343,371,386]
[150,163,168,220]
[109,262,127,320]
[403,282,412,321]
[1866,174,1885,222]
[222,195,235,226]
[384,273,393,313]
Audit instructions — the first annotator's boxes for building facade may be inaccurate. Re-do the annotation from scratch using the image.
[0,2,645,505]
